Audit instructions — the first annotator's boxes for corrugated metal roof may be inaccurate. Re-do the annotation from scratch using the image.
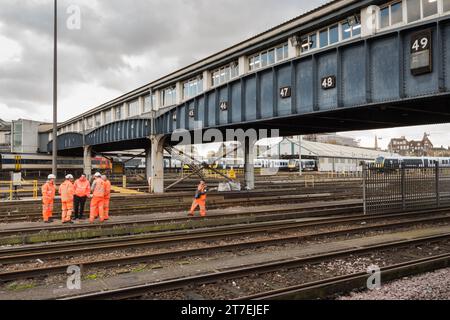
[270,138,398,159]
[0,119,11,131]
[299,140,397,159]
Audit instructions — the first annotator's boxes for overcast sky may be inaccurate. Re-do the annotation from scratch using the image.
[0,0,449,149]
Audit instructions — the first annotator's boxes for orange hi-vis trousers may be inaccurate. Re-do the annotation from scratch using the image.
[90,197,105,222]
[61,201,74,222]
[190,198,206,217]
[42,200,54,222]
[103,197,110,220]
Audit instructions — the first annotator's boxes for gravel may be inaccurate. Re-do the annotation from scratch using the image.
[338,268,450,300]
[142,239,450,300]
[1,220,448,291]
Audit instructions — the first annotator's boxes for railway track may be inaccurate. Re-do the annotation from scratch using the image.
[0,190,362,223]
[59,233,450,300]
[0,201,363,238]
[236,253,450,300]
[157,178,362,192]
[1,208,449,283]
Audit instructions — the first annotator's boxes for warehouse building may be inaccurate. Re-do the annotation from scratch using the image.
[261,137,396,172]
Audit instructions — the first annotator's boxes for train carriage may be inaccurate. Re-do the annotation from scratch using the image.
[375,156,450,169]
[0,153,111,174]
[288,159,318,172]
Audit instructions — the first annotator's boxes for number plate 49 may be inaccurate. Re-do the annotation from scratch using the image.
[410,29,432,76]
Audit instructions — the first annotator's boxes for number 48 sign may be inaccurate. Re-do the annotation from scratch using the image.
[321,76,336,90]
[410,29,432,76]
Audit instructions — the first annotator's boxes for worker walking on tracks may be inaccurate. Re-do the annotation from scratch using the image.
[102,175,111,221]
[59,174,75,224]
[90,172,106,223]
[74,174,90,220]
[42,174,56,223]
[189,180,208,217]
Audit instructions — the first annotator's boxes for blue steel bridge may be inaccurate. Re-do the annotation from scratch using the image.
[49,0,450,192]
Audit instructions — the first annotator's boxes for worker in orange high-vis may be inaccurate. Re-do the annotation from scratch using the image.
[42,174,56,223]
[59,174,75,224]
[101,175,111,221]
[189,180,208,218]
[73,174,90,220]
[90,172,106,223]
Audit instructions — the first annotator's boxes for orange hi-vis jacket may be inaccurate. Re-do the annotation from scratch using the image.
[42,182,56,202]
[59,180,75,202]
[104,180,111,199]
[92,179,105,198]
[74,179,91,197]
[196,184,207,201]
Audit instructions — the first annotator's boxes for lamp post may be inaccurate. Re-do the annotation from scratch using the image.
[298,135,303,176]
[52,0,58,176]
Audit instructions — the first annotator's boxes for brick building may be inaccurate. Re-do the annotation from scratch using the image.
[388,133,434,156]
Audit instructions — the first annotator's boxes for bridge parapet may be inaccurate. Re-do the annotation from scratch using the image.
[155,17,450,136]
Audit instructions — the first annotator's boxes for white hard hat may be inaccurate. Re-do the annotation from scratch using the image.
[48,174,56,180]
[66,174,74,179]
[94,172,102,177]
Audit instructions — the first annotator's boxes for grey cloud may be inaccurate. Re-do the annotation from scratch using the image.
[0,0,325,121]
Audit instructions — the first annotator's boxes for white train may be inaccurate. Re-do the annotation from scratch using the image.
[288,159,318,172]
[0,153,111,172]
[127,157,293,171]
[208,158,291,170]
[375,156,450,169]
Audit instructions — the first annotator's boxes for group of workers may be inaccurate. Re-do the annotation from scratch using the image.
[41,172,111,224]
[42,173,210,223]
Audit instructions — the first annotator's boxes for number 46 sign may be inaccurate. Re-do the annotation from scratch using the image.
[410,29,432,76]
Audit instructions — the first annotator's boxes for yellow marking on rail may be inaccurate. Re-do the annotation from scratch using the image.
[110,186,143,194]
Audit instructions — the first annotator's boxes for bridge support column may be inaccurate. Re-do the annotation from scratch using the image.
[145,146,152,188]
[83,145,92,180]
[150,135,166,194]
[244,138,257,190]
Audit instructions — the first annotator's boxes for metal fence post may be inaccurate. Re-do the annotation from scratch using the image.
[33,180,38,199]
[362,164,367,215]
[401,164,406,211]
[436,162,440,208]
[9,181,13,201]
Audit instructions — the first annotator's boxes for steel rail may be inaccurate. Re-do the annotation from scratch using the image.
[1,212,450,282]
[59,233,450,300]
[237,253,450,300]
[0,202,363,237]
[1,206,449,262]
[0,193,360,222]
